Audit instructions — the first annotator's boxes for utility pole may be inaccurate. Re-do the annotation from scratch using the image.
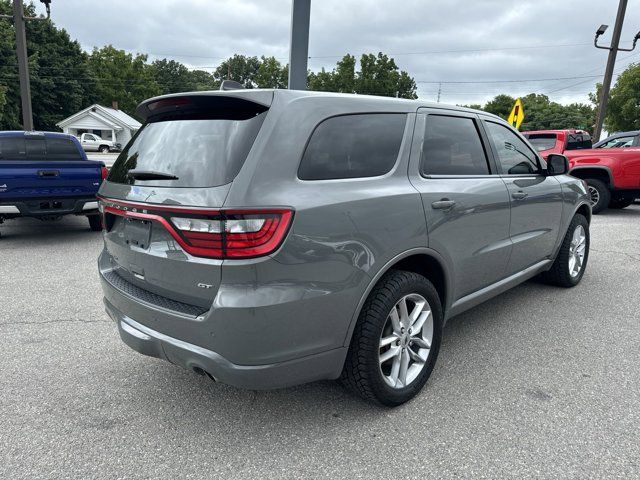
[593,0,639,141]
[0,0,51,131]
[287,0,311,90]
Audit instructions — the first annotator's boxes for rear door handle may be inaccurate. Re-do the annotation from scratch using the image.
[38,170,60,178]
[512,191,528,200]
[431,199,456,210]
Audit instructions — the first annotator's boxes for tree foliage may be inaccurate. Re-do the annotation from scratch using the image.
[0,0,95,130]
[603,63,640,132]
[308,53,417,99]
[467,93,596,132]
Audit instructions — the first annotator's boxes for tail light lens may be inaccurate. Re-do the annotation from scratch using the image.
[99,197,293,259]
[100,166,109,181]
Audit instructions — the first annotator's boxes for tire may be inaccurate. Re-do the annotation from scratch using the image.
[540,214,589,288]
[88,215,102,231]
[340,270,443,407]
[98,145,110,153]
[609,197,633,209]
[586,179,610,214]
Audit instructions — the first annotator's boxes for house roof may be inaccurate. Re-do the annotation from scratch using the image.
[56,104,142,130]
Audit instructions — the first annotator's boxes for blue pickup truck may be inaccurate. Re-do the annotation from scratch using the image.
[0,131,107,235]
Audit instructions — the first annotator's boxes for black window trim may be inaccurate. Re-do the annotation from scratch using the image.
[482,119,544,177]
[296,112,409,182]
[419,112,497,179]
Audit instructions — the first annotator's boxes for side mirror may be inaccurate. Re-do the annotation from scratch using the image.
[546,154,569,176]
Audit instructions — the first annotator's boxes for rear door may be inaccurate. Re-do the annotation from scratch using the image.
[482,119,563,274]
[409,109,512,301]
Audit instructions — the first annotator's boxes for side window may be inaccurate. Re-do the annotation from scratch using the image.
[298,114,406,180]
[86,134,97,141]
[421,115,490,175]
[25,138,46,159]
[484,121,540,175]
[46,138,82,160]
[600,136,634,148]
[0,137,26,159]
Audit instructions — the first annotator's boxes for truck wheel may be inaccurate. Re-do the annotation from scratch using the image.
[586,179,610,214]
[340,270,442,407]
[541,214,589,288]
[88,215,102,231]
[98,145,110,153]
[609,197,633,209]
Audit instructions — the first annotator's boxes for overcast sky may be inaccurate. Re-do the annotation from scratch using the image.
[33,0,640,106]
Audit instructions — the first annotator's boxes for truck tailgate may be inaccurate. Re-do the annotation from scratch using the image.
[0,160,102,199]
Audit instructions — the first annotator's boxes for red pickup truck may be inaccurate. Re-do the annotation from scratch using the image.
[523,129,640,213]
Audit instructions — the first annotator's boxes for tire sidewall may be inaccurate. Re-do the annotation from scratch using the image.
[561,215,590,286]
[366,274,443,406]
[587,179,610,214]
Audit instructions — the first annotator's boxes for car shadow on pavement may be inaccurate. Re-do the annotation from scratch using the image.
[112,279,560,432]
[0,216,99,243]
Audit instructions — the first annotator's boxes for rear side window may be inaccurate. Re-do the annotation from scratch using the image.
[108,112,267,188]
[298,114,406,180]
[421,115,490,175]
[0,136,81,160]
[598,135,635,148]
[524,133,557,152]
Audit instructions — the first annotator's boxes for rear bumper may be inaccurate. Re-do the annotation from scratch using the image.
[105,297,347,390]
[0,197,98,217]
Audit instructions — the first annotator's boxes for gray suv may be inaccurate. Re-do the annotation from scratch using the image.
[98,89,591,406]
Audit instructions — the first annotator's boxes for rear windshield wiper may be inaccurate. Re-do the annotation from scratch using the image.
[127,170,179,181]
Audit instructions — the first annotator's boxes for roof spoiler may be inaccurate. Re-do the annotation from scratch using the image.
[220,80,245,91]
[136,90,273,122]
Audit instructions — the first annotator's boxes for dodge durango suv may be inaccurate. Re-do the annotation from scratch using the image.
[98,89,591,406]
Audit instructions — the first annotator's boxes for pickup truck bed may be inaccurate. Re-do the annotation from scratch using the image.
[0,131,106,233]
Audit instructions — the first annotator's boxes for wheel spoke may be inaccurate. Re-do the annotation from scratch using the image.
[407,347,424,363]
[379,346,400,364]
[389,308,402,334]
[380,335,398,348]
[572,227,581,244]
[568,256,576,274]
[388,353,401,385]
[412,337,431,349]
[409,300,426,322]
[411,310,430,335]
[398,349,410,386]
[398,297,410,327]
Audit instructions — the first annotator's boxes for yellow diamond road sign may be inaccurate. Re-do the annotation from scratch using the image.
[508,99,525,129]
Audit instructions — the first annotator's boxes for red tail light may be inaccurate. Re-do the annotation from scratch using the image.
[100,166,108,181]
[98,197,293,259]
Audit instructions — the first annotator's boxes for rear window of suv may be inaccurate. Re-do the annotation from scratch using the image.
[524,134,557,152]
[298,114,406,180]
[108,112,267,188]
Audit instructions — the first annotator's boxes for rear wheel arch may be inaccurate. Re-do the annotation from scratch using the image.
[343,249,450,348]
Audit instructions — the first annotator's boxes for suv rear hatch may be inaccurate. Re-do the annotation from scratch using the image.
[99,92,291,313]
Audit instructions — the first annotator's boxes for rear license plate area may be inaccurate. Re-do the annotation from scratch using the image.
[123,218,151,249]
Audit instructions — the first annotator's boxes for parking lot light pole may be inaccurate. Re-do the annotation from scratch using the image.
[593,0,640,142]
[0,0,51,131]
[287,0,311,90]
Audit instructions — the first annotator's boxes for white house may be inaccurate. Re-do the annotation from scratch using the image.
[56,103,141,147]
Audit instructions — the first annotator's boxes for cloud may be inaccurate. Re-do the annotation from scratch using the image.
[35,0,640,106]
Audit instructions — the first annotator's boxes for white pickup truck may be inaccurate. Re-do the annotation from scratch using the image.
[77,133,119,153]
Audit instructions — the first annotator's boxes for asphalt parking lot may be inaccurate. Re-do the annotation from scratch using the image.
[1,208,639,479]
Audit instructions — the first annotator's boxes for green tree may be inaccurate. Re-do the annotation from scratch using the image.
[213,54,261,88]
[0,0,95,130]
[603,62,640,131]
[87,45,161,117]
[254,56,287,88]
[150,58,195,95]
[308,52,417,99]
[188,69,219,91]
[483,94,515,119]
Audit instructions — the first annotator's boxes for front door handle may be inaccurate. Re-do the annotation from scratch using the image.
[512,191,528,200]
[431,199,456,210]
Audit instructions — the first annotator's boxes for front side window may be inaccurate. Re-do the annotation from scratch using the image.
[85,134,97,141]
[298,114,406,180]
[421,115,490,175]
[599,135,635,148]
[485,121,540,175]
